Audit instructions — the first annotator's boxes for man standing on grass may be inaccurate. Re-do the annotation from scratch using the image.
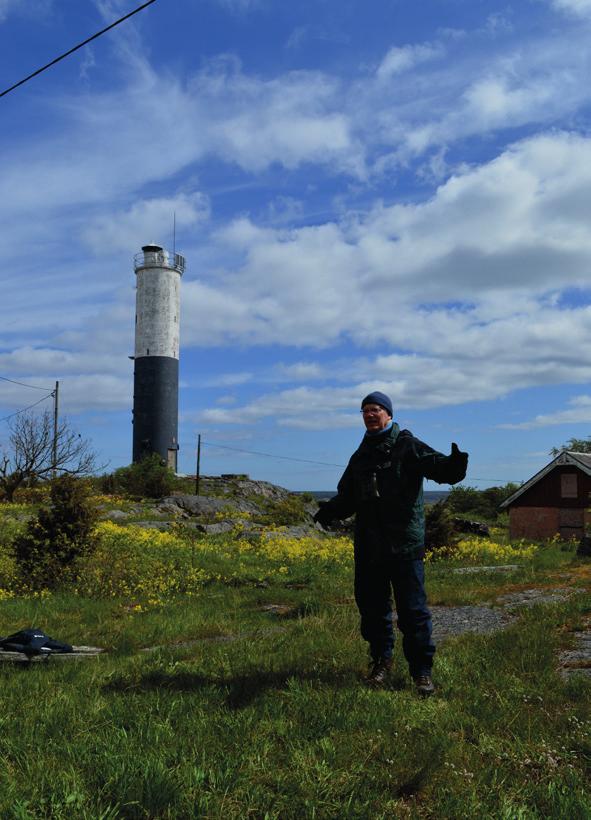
[314,391,468,696]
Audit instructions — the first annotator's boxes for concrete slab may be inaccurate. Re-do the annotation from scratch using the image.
[0,646,105,663]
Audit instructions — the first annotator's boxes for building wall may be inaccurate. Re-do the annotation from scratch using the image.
[512,465,591,508]
[509,506,560,541]
[507,465,591,541]
[509,504,590,541]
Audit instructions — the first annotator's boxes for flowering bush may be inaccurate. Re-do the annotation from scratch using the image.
[72,521,206,604]
[67,522,353,606]
[0,504,28,597]
[236,531,352,565]
[0,549,18,599]
[426,535,537,564]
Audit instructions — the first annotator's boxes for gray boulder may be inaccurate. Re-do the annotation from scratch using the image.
[104,509,131,521]
[158,495,230,517]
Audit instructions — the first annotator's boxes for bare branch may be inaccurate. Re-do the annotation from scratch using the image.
[0,410,99,501]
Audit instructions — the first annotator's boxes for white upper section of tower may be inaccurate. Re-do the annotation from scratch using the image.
[134,245,183,360]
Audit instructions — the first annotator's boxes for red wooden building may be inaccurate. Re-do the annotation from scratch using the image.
[500,451,591,542]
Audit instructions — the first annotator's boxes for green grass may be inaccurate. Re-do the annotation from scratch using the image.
[0,514,589,818]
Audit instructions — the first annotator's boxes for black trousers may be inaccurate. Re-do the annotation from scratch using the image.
[354,557,435,677]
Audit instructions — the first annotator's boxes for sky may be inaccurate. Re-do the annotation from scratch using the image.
[2,0,591,491]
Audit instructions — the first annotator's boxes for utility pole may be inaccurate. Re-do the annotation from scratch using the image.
[195,434,201,495]
[52,380,59,477]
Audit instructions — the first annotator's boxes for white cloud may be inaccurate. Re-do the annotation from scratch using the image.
[210,0,263,10]
[499,395,591,429]
[199,385,360,430]
[0,58,363,247]
[196,330,591,428]
[396,68,583,159]
[266,196,305,225]
[484,12,514,36]
[179,132,591,349]
[376,43,443,80]
[0,373,130,416]
[81,193,210,255]
[286,23,349,50]
[0,346,131,379]
[79,48,96,81]
[274,362,325,381]
[205,372,253,387]
[3,18,590,256]
[551,0,591,17]
[363,27,591,163]
[5,128,591,418]
[178,130,591,426]
[58,374,132,413]
[0,0,51,23]
[200,65,360,174]
[0,0,19,21]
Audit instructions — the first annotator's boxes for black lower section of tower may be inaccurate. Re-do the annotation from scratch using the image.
[132,356,179,469]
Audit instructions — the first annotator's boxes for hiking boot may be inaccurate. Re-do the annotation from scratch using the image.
[366,657,392,687]
[414,674,435,696]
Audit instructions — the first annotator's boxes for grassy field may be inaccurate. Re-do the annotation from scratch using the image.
[0,503,590,819]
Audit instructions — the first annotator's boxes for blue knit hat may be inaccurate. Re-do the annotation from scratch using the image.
[361,391,393,417]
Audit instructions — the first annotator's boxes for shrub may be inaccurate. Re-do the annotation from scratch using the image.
[446,483,520,521]
[425,500,458,554]
[258,494,311,526]
[12,484,51,504]
[13,475,98,589]
[101,453,175,499]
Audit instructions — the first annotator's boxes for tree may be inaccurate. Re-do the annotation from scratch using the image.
[550,436,591,456]
[14,474,98,589]
[0,410,97,502]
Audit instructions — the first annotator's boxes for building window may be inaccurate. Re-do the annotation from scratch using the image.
[561,473,578,498]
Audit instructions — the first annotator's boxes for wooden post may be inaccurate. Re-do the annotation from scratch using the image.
[195,434,201,495]
[52,380,59,477]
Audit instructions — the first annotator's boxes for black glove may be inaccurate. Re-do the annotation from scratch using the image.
[313,501,333,530]
[449,442,468,480]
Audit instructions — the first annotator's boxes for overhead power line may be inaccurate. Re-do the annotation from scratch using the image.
[198,438,521,484]
[0,392,54,423]
[0,375,54,391]
[0,0,158,99]
[201,439,346,469]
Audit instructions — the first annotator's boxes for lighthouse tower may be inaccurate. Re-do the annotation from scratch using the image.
[132,243,185,470]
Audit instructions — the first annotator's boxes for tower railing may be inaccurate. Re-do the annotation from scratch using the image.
[133,250,185,273]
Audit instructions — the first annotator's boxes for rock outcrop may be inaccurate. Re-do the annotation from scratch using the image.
[102,476,321,537]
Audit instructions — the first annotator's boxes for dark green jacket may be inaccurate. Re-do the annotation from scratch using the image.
[322,423,467,561]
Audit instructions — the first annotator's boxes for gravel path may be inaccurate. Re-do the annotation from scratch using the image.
[430,605,514,642]
[431,587,591,679]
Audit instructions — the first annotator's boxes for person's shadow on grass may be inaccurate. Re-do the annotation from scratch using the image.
[103,666,407,708]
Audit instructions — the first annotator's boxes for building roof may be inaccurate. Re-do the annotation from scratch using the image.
[500,450,591,509]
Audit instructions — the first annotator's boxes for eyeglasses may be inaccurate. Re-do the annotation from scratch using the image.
[360,406,386,416]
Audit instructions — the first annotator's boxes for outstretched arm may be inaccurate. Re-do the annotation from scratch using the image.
[413,441,468,485]
[313,465,357,528]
